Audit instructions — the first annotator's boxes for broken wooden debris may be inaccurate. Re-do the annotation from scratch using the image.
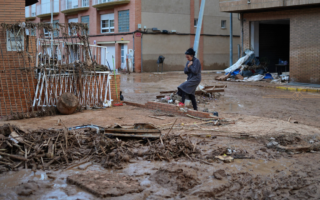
[148,116,165,120]
[160,90,177,94]
[104,123,161,138]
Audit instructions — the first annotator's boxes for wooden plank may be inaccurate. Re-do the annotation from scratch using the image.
[104,128,161,134]
[204,85,227,89]
[160,90,177,94]
[156,95,165,99]
[195,89,224,95]
[205,89,225,93]
[104,133,160,138]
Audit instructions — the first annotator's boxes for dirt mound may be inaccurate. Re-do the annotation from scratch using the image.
[67,171,143,197]
[150,164,200,192]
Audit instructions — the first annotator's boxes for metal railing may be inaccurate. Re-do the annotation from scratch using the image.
[37,0,59,16]
[31,4,37,17]
[93,0,128,6]
[25,6,30,18]
[61,0,89,11]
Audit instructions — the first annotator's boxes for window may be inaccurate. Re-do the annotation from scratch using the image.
[68,18,78,35]
[194,18,198,27]
[31,4,36,16]
[118,10,129,32]
[101,13,114,33]
[44,24,50,37]
[81,16,89,35]
[25,6,29,17]
[53,20,59,37]
[121,44,125,63]
[221,20,226,29]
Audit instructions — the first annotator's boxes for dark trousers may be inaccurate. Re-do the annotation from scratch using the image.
[181,91,197,111]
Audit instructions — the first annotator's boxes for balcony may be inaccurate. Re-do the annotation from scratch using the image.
[219,0,320,12]
[92,0,130,10]
[37,0,59,18]
[61,0,90,14]
[25,5,37,20]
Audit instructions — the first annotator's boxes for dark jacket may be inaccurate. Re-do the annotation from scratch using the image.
[178,57,202,96]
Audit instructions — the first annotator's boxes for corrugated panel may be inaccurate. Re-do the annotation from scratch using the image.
[259,24,290,73]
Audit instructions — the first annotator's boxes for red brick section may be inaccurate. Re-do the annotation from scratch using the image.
[123,101,213,118]
[134,0,142,73]
[242,7,320,84]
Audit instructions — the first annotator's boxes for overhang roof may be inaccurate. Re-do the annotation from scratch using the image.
[26,0,38,7]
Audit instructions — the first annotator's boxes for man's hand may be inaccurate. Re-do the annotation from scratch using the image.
[188,61,193,67]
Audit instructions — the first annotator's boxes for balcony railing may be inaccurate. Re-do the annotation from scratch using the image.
[26,5,37,20]
[92,0,130,9]
[37,0,59,18]
[61,0,90,14]
[25,6,30,18]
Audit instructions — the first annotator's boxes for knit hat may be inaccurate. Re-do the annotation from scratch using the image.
[185,48,196,56]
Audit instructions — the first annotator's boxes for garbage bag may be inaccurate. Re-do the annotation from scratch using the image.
[243,74,264,82]
[255,68,265,75]
[241,70,253,77]
[264,73,273,80]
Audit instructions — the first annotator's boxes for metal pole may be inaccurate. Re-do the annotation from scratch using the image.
[132,33,135,72]
[193,0,206,58]
[229,13,233,66]
[51,0,53,52]
[141,33,143,72]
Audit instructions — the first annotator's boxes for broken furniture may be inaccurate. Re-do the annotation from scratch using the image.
[275,64,289,75]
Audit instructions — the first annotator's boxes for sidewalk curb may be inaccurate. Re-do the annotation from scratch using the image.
[275,86,320,93]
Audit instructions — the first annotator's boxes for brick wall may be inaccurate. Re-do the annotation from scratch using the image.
[124,101,214,118]
[243,7,320,83]
[0,0,28,116]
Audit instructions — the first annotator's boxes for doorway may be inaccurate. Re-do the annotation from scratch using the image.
[101,44,115,70]
[250,20,290,73]
[120,44,128,70]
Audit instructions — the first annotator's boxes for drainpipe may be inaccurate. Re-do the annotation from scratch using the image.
[141,33,143,72]
[241,13,244,56]
[133,33,135,72]
[230,13,233,66]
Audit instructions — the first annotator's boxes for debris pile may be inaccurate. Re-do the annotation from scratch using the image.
[216,49,289,83]
[0,123,204,173]
[155,85,226,107]
[261,134,320,153]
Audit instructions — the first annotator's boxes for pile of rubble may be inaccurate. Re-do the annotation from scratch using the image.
[216,49,289,83]
[155,85,226,107]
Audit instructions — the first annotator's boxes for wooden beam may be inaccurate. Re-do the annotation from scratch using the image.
[104,133,160,138]
[104,128,160,134]
[160,90,177,94]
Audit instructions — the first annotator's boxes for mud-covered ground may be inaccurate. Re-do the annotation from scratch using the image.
[1,126,320,200]
[1,72,320,199]
[121,72,320,127]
